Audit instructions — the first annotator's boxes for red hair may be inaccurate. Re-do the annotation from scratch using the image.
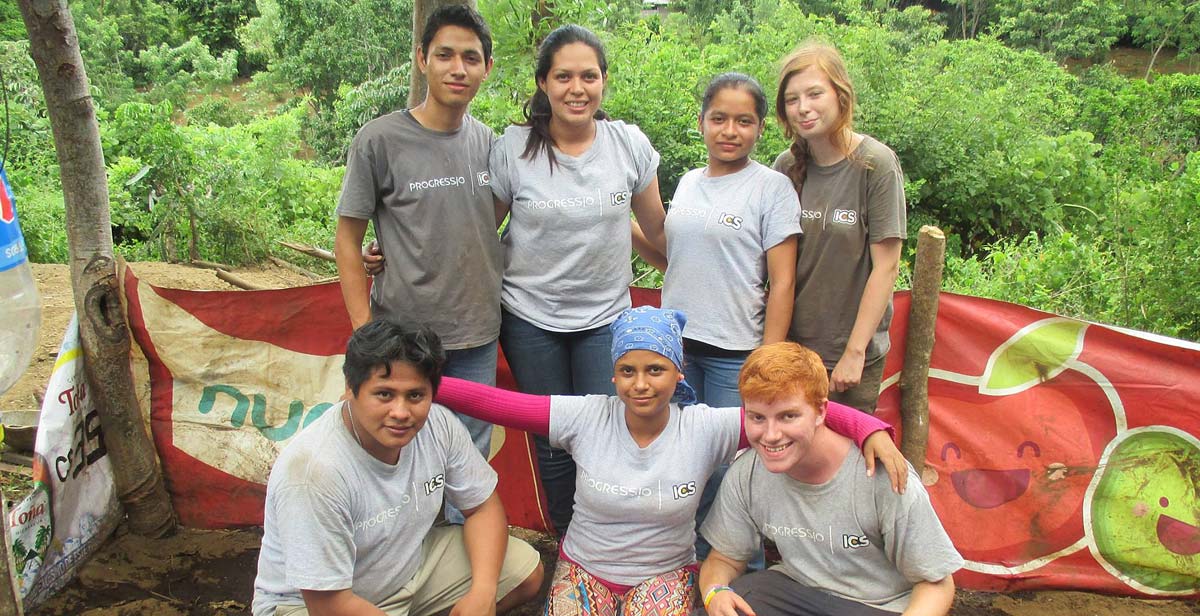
[738,342,828,408]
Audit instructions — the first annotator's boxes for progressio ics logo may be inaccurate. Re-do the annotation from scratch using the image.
[832,209,858,225]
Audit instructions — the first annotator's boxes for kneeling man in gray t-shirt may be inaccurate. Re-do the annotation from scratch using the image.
[699,342,962,616]
[251,320,543,616]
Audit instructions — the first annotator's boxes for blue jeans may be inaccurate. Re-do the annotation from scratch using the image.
[499,309,615,536]
[686,351,765,570]
[441,339,498,524]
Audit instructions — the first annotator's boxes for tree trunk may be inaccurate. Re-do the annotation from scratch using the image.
[0,501,22,616]
[1146,30,1173,82]
[16,0,177,538]
[408,0,478,108]
[899,226,946,473]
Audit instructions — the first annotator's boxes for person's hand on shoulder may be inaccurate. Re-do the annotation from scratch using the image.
[863,430,908,494]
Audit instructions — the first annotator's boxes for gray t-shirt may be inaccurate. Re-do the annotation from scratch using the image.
[661,161,802,350]
[773,136,906,368]
[491,121,661,332]
[251,403,498,616]
[549,395,741,585]
[701,445,963,613]
[337,110,502,349]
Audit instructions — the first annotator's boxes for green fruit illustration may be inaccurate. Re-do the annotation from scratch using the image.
[1088,427,1200,593]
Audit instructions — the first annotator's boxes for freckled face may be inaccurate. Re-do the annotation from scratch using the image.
[743,394,826,480]
[781,66,842,142]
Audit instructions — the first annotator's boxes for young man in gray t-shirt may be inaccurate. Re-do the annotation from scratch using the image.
[699,342,962,616]
[333,6,502,474]
[251,320,542,616]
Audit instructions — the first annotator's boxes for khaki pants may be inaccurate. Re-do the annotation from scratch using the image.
[275,526,540,616]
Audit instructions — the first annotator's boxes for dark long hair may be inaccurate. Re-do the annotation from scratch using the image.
[700,72,768,124]
[520,24,609,171]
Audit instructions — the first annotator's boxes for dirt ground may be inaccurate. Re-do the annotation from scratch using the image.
[3,262,1197,615]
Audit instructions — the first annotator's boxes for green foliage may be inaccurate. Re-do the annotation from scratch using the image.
[238,0,281,67]
[0,0,25,41]
[72,0,184,57]
[865,38,1089,244]
[266,0,413,109]
[102,102,342,264]
[1127,0,1200,72]
[8,181,69,263]
[136,37,239,109]
[990,0,1127,59]
[167,0,257,61]
[316,65,411,162]
[939,231,1123,324]
[186,98,254,127]
[6,0,1197,343]
[936,154,1200,341]
[1074,68,1200,182]
[0,41,55,173]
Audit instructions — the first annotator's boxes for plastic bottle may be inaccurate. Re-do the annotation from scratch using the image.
[0,167,42,396]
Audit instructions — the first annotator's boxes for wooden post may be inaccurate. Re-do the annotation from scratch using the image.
[16,0,177,538]
[408,0,478,108]
[900,226,946,473]
[0,500,24,616]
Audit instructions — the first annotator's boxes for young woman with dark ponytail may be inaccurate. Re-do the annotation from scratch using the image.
[654,73,801,566]
[773,42,906,414]
[487,24,668,538]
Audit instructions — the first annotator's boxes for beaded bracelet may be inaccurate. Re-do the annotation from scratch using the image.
[703,585,733,609]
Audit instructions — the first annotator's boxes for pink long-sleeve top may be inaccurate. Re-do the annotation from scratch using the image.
[434,376,893,449]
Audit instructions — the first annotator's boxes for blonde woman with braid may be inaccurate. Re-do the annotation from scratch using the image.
[773,42,906,414]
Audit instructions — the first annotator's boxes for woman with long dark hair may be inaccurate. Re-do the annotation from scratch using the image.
[488,25,669,537]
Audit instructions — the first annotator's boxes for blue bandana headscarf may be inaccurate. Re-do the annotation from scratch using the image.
[609,306,698,405]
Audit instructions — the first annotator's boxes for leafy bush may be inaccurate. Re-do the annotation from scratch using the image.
[265,0,412,109]
[1074,68,1200,182]
[991,0,1126,60]
[102,101,341,264]
[308,65,411,164]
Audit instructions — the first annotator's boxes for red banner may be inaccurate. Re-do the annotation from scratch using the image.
[122,267,550,532]
[122,267,1200,598]
[876,292,1200,598]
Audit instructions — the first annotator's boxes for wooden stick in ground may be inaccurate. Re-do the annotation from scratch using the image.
[189,259,233,271]
[0,499,22,616]
[278,241,335,262]
[17,0,176,538]
[269,256,321,280]
[900,225,946,474]
[215,269,268,291]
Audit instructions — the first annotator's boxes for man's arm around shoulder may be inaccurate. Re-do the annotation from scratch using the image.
[334,216,372,330]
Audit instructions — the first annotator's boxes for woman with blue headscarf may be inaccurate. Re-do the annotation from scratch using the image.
[434,306,904,616]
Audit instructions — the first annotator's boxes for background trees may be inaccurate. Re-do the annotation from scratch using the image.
[0,0,1197,338]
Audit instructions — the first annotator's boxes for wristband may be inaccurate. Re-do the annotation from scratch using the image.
[703,585,733,609]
